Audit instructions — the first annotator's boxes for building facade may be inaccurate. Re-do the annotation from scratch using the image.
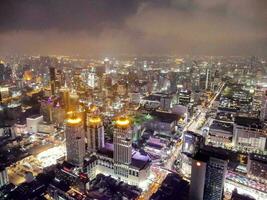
[86,115,104,152]
[65,116,85,167]
[190,153,228,200]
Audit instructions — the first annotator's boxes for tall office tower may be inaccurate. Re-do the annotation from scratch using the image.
[87,68,99,89]
[205,68,210,90]
[65,115,85,167]
[59,86,70,112]
[55,69,64,89]
[113,117,132,177]
[86,115,104,152]
[104,57,110,73]
[190,152,228,200]
[69,92,79,112]
[49,67,56,95]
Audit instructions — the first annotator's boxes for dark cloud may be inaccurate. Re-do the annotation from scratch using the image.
[0,0,140,32]
[0,0,266,56]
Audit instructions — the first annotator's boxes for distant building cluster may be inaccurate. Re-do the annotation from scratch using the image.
[0,55,267,199]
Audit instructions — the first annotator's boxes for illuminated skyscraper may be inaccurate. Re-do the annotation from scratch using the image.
[87,68,99,89]
[86,115,104,152]
[205,68,210,90]
[65,115,85,167]
[59,86,70,112]
[190,152,228,200]
[113,117,132,177]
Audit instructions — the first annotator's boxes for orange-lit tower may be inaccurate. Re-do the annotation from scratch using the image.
[65,115,85,166]
[86,115,104,152]
[113,116,132,177]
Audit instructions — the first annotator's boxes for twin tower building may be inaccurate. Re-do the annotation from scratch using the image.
[65,107,105,167]
[64,108,151,186]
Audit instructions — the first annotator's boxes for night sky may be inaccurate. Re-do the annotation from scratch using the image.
[0,0,266,56]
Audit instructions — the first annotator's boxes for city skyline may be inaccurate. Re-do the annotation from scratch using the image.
[0,1,267,200]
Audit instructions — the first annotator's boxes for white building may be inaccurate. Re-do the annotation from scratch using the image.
[233,116,267,152]
[208,120,234,145]
[26,115,43,133]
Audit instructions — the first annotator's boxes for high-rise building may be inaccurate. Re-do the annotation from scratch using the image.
[86,115,104,152]
[49,67,56,95]
[59,86,70,112]
[69,92,79,112]
[190,152,228,200]
[205,68,210,90]
[84,115,151,187]
[65,115,85,167]
[177,89,191,106]
[87,68,99,89]
[113,117,132,177]
[182,131,204,157]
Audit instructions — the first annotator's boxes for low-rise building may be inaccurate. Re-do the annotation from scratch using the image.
[208,120,233,146]
[233,116,267,152]
[143,111,179,135]
[84,143,151,187]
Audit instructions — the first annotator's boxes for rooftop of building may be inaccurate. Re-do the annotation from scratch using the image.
[218,106,239,113]
[143,93,171,101]
[209,120,233,134]
[231,189,256,200]
[178,89,191,95]
[249,153,267,164]
[26,114,43,119]
[215,112,234,122]
[150,111,180,123]
[193,148,229,163]
[88,174,142,200]
[7,179,47,199]
[150,173,189,200]
[96,143,151,170]
[234,116,263,129]
[131,151,151,170]
[143,94,161,101]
